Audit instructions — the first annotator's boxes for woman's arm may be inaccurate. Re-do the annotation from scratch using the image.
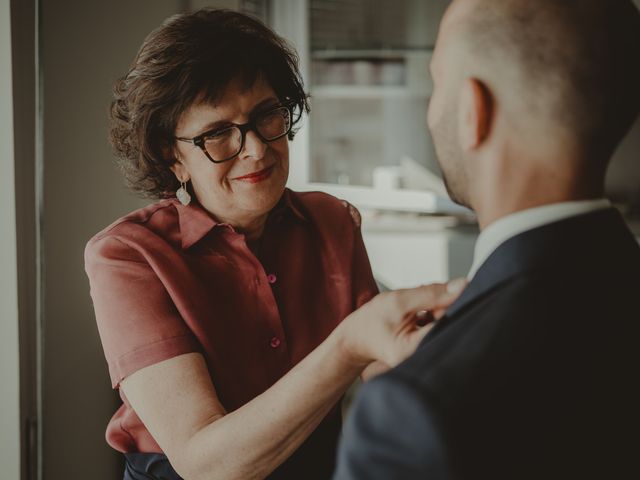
[121,282,465,480]
[122,333,358,480]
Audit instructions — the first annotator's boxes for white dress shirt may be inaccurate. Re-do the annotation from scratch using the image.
[467,199,612,280]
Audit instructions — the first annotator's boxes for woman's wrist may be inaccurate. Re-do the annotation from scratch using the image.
[331,313,373,371]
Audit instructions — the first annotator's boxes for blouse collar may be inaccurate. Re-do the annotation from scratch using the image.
[175,188,308,249]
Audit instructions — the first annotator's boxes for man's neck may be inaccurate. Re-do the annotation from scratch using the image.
[474,169,604,231]
[468,137,611,230]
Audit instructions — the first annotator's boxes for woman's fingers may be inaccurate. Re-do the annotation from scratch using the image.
[410,322,436,345]
[433,308,447,321]
[388,322,437,367]
[414,309,436,326]
[386,278,467,321]
[340,278,468,367]
[384,279,467,366]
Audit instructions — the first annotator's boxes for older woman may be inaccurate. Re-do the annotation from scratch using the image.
[85,8,464,480]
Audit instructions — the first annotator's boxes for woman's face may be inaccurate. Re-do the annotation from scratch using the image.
[171,76,290,229]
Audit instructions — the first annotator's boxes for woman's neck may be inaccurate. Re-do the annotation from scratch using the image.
[216,210,268,242]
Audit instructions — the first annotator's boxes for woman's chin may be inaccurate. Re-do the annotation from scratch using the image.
[235,180,286,213]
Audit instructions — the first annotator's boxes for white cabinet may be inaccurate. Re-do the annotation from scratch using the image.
[271,0,464,215]
[362,216,478,288]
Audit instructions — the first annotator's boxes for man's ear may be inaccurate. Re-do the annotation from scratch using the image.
[458,78,493,151]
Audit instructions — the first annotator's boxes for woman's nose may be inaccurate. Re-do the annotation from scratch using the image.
[241,129,268,160]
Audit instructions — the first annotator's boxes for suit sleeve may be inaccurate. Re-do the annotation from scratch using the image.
[334,375,451,480]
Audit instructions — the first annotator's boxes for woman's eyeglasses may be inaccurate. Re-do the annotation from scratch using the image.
[175,104,293,164]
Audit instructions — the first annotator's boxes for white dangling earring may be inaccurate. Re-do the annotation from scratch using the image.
[176,181,191,206]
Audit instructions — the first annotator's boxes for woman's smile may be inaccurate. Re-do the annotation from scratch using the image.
[231,164,275,183]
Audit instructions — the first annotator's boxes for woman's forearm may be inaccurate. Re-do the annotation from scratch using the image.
[177,325,363,480]
[125,283,464,480]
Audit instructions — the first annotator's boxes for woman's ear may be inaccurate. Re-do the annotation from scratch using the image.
[458,78,493,151]
[167,147,190,183]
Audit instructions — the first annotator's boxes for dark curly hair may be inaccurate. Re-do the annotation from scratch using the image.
[109,8,310,198]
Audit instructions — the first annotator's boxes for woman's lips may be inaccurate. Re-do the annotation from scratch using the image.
[232,165,275,184]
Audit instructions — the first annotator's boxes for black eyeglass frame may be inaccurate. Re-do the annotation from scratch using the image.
[174,103,294,164]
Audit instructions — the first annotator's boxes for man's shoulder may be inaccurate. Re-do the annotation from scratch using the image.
[394,256,638,397]
[392,270,599,381]
[335,372,450,480]
[386,277,539,381]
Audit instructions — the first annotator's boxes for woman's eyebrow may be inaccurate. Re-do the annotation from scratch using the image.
[191,96,281,137]
[194,119,231,136]
[250,96,280,114]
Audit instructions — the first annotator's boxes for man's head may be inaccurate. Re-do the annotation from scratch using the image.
[428,0,640,214]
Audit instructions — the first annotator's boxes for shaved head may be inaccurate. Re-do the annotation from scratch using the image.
[450,0,640,160]
[428,0,640,215]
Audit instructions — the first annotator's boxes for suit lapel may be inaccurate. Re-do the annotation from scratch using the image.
[422,207,632,345]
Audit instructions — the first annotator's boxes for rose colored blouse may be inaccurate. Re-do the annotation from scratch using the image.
[84,189,378,477]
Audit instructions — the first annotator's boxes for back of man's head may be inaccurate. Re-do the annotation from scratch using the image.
[454,0,640,166]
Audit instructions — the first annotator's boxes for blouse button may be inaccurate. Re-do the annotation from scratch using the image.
[267,273,277,284]
[270,336,281,349]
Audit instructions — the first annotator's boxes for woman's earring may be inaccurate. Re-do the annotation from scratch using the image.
[176,181,191,206]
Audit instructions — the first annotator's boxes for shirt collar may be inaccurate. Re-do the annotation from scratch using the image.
[175,188,308,250]
[174,199,218,249]
[467,198,612,280]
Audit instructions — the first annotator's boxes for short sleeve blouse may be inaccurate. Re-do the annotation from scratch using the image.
[84,189,378,471]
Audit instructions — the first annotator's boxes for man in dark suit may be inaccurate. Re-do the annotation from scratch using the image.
[334,0,640,478]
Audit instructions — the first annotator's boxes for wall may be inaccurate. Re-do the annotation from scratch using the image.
[40,2,259,478]
[41,1,179,478]
[1,0,22,478]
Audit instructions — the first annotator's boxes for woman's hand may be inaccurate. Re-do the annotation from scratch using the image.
[338,279,467,369]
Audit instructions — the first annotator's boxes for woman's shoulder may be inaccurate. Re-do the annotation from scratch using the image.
[287,189,362,228]
[86,199,180,256]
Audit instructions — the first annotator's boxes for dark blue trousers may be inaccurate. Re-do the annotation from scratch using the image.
[122,412,339,479]
[123,453,182,480]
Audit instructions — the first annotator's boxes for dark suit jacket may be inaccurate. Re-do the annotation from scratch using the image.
[334,208,640,479]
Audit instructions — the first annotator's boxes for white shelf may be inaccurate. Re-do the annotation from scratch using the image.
[295,182,473,216]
